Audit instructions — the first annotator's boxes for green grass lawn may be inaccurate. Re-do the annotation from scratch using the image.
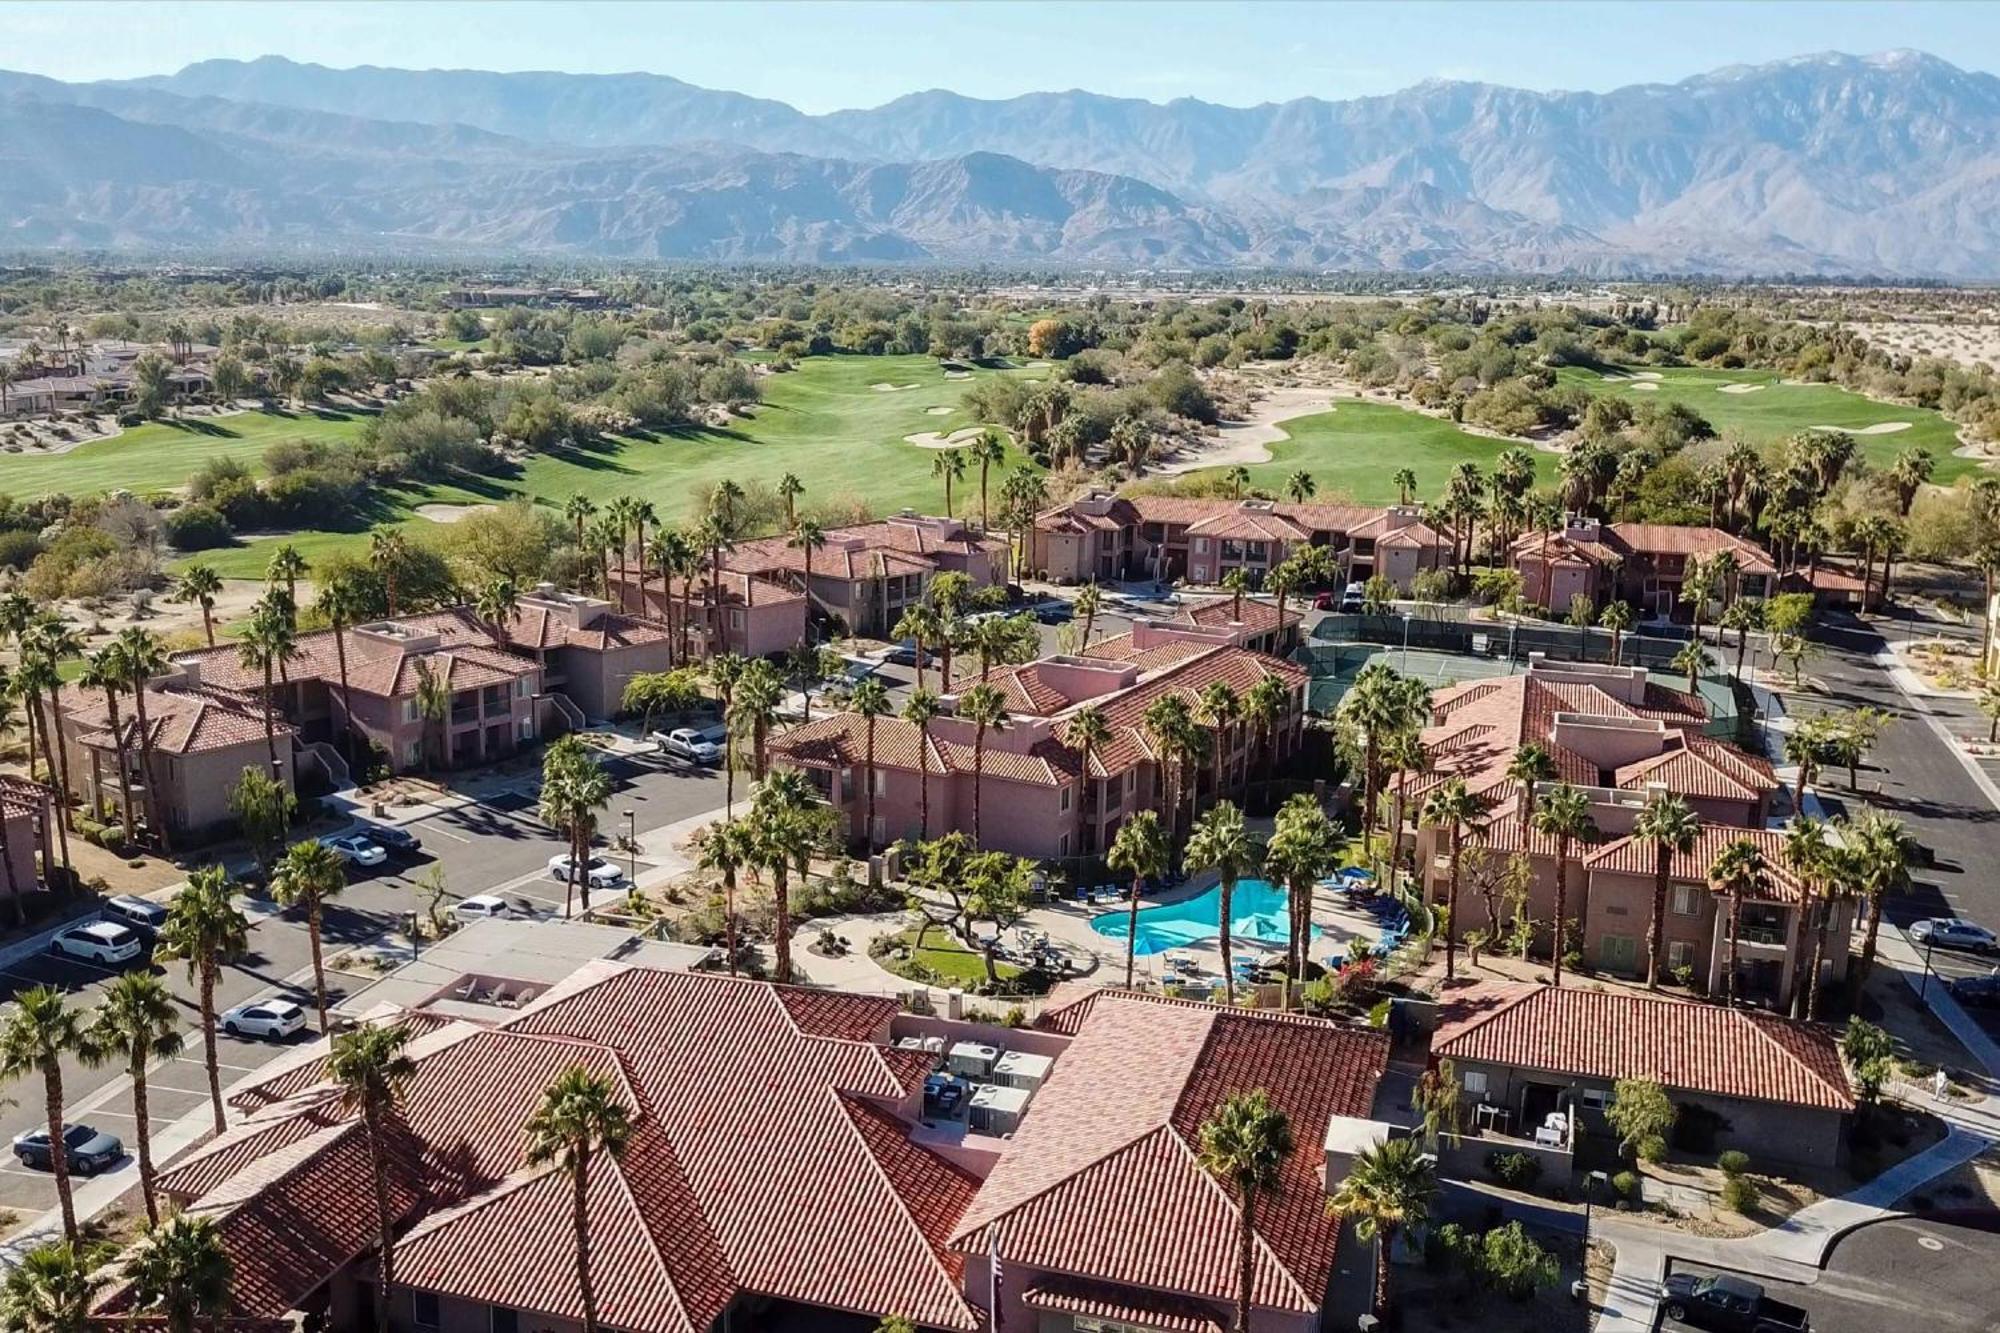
[1555,365,1973,481]
[0,407,373,499]
[1193,400,1512,504]
[874,924,1021,987]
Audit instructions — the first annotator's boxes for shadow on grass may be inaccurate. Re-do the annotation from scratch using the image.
[157,418,242,439]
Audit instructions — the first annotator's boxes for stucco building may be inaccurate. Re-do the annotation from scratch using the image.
[1510,517,1777,618]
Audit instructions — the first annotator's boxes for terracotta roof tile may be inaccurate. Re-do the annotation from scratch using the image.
[1583,823,1806,902]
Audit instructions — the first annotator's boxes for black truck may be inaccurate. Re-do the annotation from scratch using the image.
[1659,1273,1811,1332]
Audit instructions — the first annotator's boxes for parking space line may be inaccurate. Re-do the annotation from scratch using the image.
[0,1165,51,1178]
[86,1109,138,1120]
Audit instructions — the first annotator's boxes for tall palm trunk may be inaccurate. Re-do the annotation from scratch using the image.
[1220,877,1236,1005]
[1550,841,1572,986]
[128,684,170,853]
[916,720,932,839]
[722,867,739,977]
[261,660,279,770]
[132,1052,158,1224]
[1646,849,1669,989]
[1443,826,1463,980]
[1233,1186,1258,1333]
[307,900,329,1033]
[1858,893,1886,989]
[863,717,878,850]
[41,682,75,836]
[572,1145,601,1333]
[31,705,71,877]
[1805,902,1831,1020]
[972,725,988,848]
[334,630,355,763]
[101,685,137,847]
[772,863,793,983]
[1124,876,1144,988]
[199,958,224,1133]
[45,1064,75,1240]
[363,1098,398,1333]
[1724,894,1744,1006]
[1373,1220,1400,1324]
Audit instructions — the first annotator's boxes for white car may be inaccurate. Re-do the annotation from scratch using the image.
[454,893,540,923]
[319,833,388,867]
[1910,918,1997,953]
[49,922,143,966]
[651,727,721,765]
[221,999,308,1041]
[547,853,626,889]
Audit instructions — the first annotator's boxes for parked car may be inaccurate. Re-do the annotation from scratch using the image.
[100,894,169,942]
[883,643,931,668]
[1659,1274,1810,1332]
[1909,918,1997,953]
[1337,581,1367,614]
[319,833,388,867]
[547,853,626,889]
[1032,599,1074,625]
[1312,590,1336,610]
[221,999,309,1041]
[454,893,542,923]
[651,727,722,765]
[351,821,421,855]
[1948,973,2000,1008]
[13,1124,122,1176]
[49,921,142,966]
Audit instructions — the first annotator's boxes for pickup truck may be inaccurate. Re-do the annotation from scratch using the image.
[1660,1273,1810,1333]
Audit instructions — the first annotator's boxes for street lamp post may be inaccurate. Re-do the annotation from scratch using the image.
[1401,611,1414,673]
[1920,931,1937,999]
[624,808,638,885]
[1575,1168,1609,1300]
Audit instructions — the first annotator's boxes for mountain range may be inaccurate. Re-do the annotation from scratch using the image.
[1,50,1998,274]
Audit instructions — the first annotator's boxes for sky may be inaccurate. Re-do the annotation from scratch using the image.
[5,0,1998,111]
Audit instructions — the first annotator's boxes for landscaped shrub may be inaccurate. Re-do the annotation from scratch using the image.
[1611,1169,1641,1200]
[1477,1222,1562,1300]
[1720,1173,1757,1214]
[1638,1133,1669,1164]
[165,503,235,551]
[1716,1149,1751,1177]
[1484,1150,1543,1189]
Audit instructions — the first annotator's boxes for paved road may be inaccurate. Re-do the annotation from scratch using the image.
[0,745,725,1217]
[1664,1217,2000,1333]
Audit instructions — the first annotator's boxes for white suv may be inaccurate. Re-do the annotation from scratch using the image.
[221,1000,308,1041]
[49,922,142,966]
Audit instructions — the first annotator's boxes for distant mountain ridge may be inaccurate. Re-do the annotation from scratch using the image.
[0,50,1994,273]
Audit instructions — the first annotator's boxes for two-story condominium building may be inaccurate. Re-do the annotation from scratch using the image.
[1404,658,1841,1010]
[1029,493,1451,592]
[770,617,1309,858]
[106,962,1394,1333]
[616,511,1008,653]
[0,775,54,903]
[1510,516,1778,618]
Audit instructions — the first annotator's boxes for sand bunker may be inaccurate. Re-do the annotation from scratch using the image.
[415,503,494,524]
[1630,371,1663,381]
[904,427,987,449]
[944,370,972,380]
[925,406,953,416]
[1630,382,1660,392]
[1718,383,1767,394]
[1813,421,1913,435]
[870,382,920,392]
[1153,386,1336,476]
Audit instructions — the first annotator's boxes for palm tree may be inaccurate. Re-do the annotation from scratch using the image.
[565,494,599,555]
[627,499,657,610]
[1142,694,1203,859]
[969,428,1008,530]
[1243,672,1290,804]
[85,973,181,1225]
[1599,599,1634,666]
[1221,569,1251,625]
[931,448,967,517]
[1848,811,1913,989]
[541,738,613,917]
[1419,779,1480,981]
[23,618,80,837]
[369,528,410,617]
[902,689,942,839]
[1286,469,1316,503]
[1783,817,1833,1019]
[476,576,520,649]
[1105,810,1167,987]
[750,776,821,984]
[1197,680,1243,800]
[706,653,748,817]
[237,609,295,772]
[155,866,249,1135]
[114,627,174,851]
[729,658,785,781]
[788,518,827,640]
[0,987,85,1239]
[273,838,348,1032]
[0,686,31,918]
[329,1022,416,1333]
[1392,468,1418,505]
[412,657,449,771]
[1633,793,1699,989]
[776,472,804,531]
[1671,638,1714,695]
[1062,705,1111,855]
[525,1066,634,1333]
[1336,663,1425,836]
[1198,1089,1295,1333]
[1707,837,1768,1007]
[892,604,942,693]
[125,1213,233,1333]
[170,564,224,648]
[1505,742,1557,828]
[1072,582,1103,652]
[850,677,891,849]
[1226,465,1251,500]
[1185,801,1257,1005]
[1720,598,1762,682]
[0,1239,109,1332]
[266,543,309,623]
[695,818,757,976]
[1264,795,1338,986]
[1380,730,1428,895]
[1531,783,1597,985]
[959,683,1009,848]
[316,573,366,761]
[1328,1136,1436,1327]
[77,645,138,848]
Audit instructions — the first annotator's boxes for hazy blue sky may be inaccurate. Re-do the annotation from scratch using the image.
[8,0,1996,110]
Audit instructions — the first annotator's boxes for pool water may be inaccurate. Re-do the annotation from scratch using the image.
[1091,878,1319,956]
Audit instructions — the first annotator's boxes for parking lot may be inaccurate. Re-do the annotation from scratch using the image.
[1661,1218,1999,1333]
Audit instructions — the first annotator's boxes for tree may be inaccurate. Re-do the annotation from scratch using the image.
[1262,795,1337,987]
[1420,779,1481,981]
[1328,1135,1436,1327]
[1599,599,1634,665]
[930,448,967,517]
[892,604,941,693]
[695,818,757,976]
[23,617,81,840]
[541,737,613,917]
[86,973,182,1225]
[729,657,785,781]
[1783,816,1835,1020]
[1105,811,1167,988]
[0,987,85,1239]
[969,428,1008,530]
[125,1213,233,1333]
[0,1239,109,1333]
[850,677,892,849]
[170,564,223,648]
[1337,663,1427,837]
[1671,638,1714,695]
[237,606,296,772]
[77,645,138,849]
[155,866,250,1135]
[1226,465,1251,500]
[959,683,1009,849]
[1062,705,1111,855]
[902,689,942,839]
[1393,468,1418,505]
[1633,793,1699,989]
[1142,693,1203,859]
[1197,679,1244,798]
[329,1022,416,1333]
[749,774,823,984]
[108,626,174,851]
[1567,591,1596,656]
[273,838,347,1032]
[526,1065,634,1333]
[621,669,701,739]
[1706,837,1768,1007]
[475,576,520,649]
[1606,1077,1676,1158]
[1848,811,1913,989]
[266,543,309,623]
[963,851,1033,984]
[1072,582,1103,652]
[787,518,827,640]
[1286,469,1316,503]
[1243,672,1291,804]
[369,528,410,617]
[316,572,367,761]
[1720,597,1762,682]
[1531,783,1597,984]
[228,767,295,875]
[776,472,804,531]
[1185,801,1258,1005]
[1505,742,1557,828]
[1840,1019,1896,1105]
[1199,1089,1295,1333]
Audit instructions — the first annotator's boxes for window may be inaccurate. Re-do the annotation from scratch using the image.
[729,609,745,630]
[516,676,531,698]
[405,741,422,766]
[1193,537,1210,554]
[1058,786,1072,812]
[491,1310,518,1333]
[1058,833,1070,856]
[1461,1069,1488,1095]
[1670,884,1700,916]
[1668,940,1695,970]
[402,700,417,723]
[1125,770,1137,794]
[411,1291,440,1331]
[1579,1087,1613,1111]
[519,716,534,742]
[871,768,888,796]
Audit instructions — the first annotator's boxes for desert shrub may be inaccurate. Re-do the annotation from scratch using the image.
[0,529,41,569]
[165,504,235,551]
[1716,1149,1751,1177]
[1638,1134,1669,1165]
[1720,1173,1757,1214]
[1611,1169,1640,1200]
[1484,1150,1543,1189]
[1477,1222,1562,1300]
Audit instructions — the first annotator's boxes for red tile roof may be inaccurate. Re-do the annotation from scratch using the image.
[1431,982,1853,1112]
[1023,1278,1225,1333]
[1583,823,1807,902]
[60,683,281,756]
[955,993,1387,1315]
[0,775,48,823]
